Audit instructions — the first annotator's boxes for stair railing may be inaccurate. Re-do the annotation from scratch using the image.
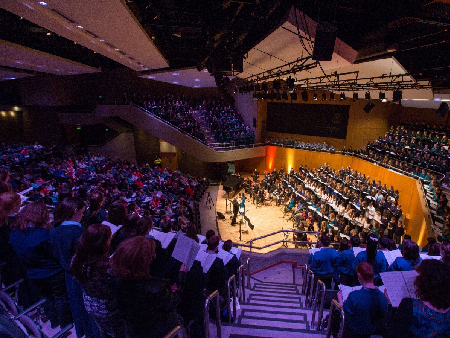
[163,326,184,338]
[238,264,245,302]
[310,280,326,330]
[246,257,251,289]
[226,275,237,323]
[326,299,345,338]
[301,264,309,294]
[204,290,222,338]
[303,270,315,308]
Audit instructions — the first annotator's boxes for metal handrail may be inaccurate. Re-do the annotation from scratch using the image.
[311,280,326,330]
[163,326,184,338]
[204,290,221,338]
[304,270,315,308]
[301,264,309,294]
[238,265,245,302]
[226,275,237,323]
[326,299,345,338]
[292,263,297,285]
[246,257,251,289]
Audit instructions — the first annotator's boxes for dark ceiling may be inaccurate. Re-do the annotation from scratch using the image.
[2,0,450,88]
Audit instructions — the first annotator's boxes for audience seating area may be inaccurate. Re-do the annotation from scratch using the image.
[201,100,255,147]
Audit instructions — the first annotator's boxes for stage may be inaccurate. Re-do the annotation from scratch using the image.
[215,176,318,253]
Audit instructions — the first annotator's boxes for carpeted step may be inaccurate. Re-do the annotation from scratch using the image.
[238,317,308,331]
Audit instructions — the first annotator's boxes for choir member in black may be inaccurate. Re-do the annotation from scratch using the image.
[252,169,259,182]
[231,198,239,225]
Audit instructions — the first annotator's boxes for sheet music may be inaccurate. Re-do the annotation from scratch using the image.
[419,253,440,261]
[382,250,403,266]
[352,247,366,257]
[171,233,200,270]
[149,230,176,248]
[339,285,386,301]
[197,234,206,243]
[194,250,218,273]
[101,221,122,236]
[380,271,418,307]
[309,248,321,255]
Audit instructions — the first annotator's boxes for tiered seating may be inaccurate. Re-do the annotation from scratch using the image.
[201,100,255,147]
[265,138,336,153]
[421,180,450,242]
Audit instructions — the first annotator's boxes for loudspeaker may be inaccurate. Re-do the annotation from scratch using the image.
[312,22,337,61]
[253,118,256,128]
[437,102,449,117]
[363,101,375,113]
[217,211,225,220]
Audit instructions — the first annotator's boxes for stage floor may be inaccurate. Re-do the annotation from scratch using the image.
[215,178,318,253]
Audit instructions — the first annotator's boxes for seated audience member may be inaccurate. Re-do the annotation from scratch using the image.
[311,235,339,289]
[386,259,450,338]
[338,262,389,338]
[71,224,126,338]
[353,234,388,286]
[85,192,107,226]
[111,236,180,338]
[9,201,72,329]
[421,237,437,253]
[389,239,422,271]
[338,236,360,287]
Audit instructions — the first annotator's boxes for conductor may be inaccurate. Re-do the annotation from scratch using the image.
[252,168,259,182]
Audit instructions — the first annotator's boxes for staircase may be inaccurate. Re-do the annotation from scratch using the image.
[192,110,217,146]
[215,263,326,338]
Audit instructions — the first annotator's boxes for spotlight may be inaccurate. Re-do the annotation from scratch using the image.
[253,92,258,101]
[353,93,358,101]
[313,93,318,100]
[301,90,308,102]
[379,92,386,100]
[287,76,295,91]
[322,93,327,101]
[340,93,345,101]
[273,80,280,91]
[393,90,402,102]
[261,82,268,92]
[365,92,371,100]
[282,91,289,100]
[290,91,298,101]
[275,92,281,100]
[255,83,261,91]
[329,92,335,100]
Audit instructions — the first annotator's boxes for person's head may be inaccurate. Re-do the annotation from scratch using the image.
[441,242,450,267]
[107,200,128,226]
[320,235,331,247]
[414,259,450,310]
[89,192,104,213]
[205,229,215,241]
[379,236,389,250]
[53,197,86,224]
[0,192,21,225]
[207,235,220,251]
[339,238,350,252]
[71,223,112,280]
[11,201,50,232]
[136,215,153,236]
[401,239,420,265]
[350,235,360,248]
[356,262,375,285]
[403,234,412,241]
[222,239,233,252]
[111,236,155,280]
[185,224,199,243]
[366,234,379,264]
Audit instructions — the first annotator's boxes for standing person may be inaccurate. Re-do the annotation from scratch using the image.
[50,197,99,338]
[9,201,72,329]
[111,237,180,338]
[386,260,450,338]
[352,234,388,286]
[338,236,360,287]
[71,224,126,338]
[311,235,339,289]
[388,239,422,271]
[337,262,389,338]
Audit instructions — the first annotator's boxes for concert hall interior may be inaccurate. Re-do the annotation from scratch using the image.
[1,1,450,338]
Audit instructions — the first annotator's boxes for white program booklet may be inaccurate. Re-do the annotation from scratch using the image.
[380,270,418,307]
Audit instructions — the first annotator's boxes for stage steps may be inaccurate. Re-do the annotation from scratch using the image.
[211,263,326,338]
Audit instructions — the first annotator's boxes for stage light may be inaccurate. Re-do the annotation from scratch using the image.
[261,82,268,92]
[379,92,386,100]
[313,93,318,100]
[255,83,261,91]
[322,93,327,101]
[365,92,371,100]
[9,111,15,117]
[290,91,298,101]
[286,76,295,91]
[340,93,345,101]
[329,92,335,100]
[273,80,280,91]
[253,92,258,101]
[38,1,47,5]
[301,90,308,102]
[282,91,289,100]
[353,93,358,101]
[393,90,402,102]
[275,92,281,100]
[1,111,6,117]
